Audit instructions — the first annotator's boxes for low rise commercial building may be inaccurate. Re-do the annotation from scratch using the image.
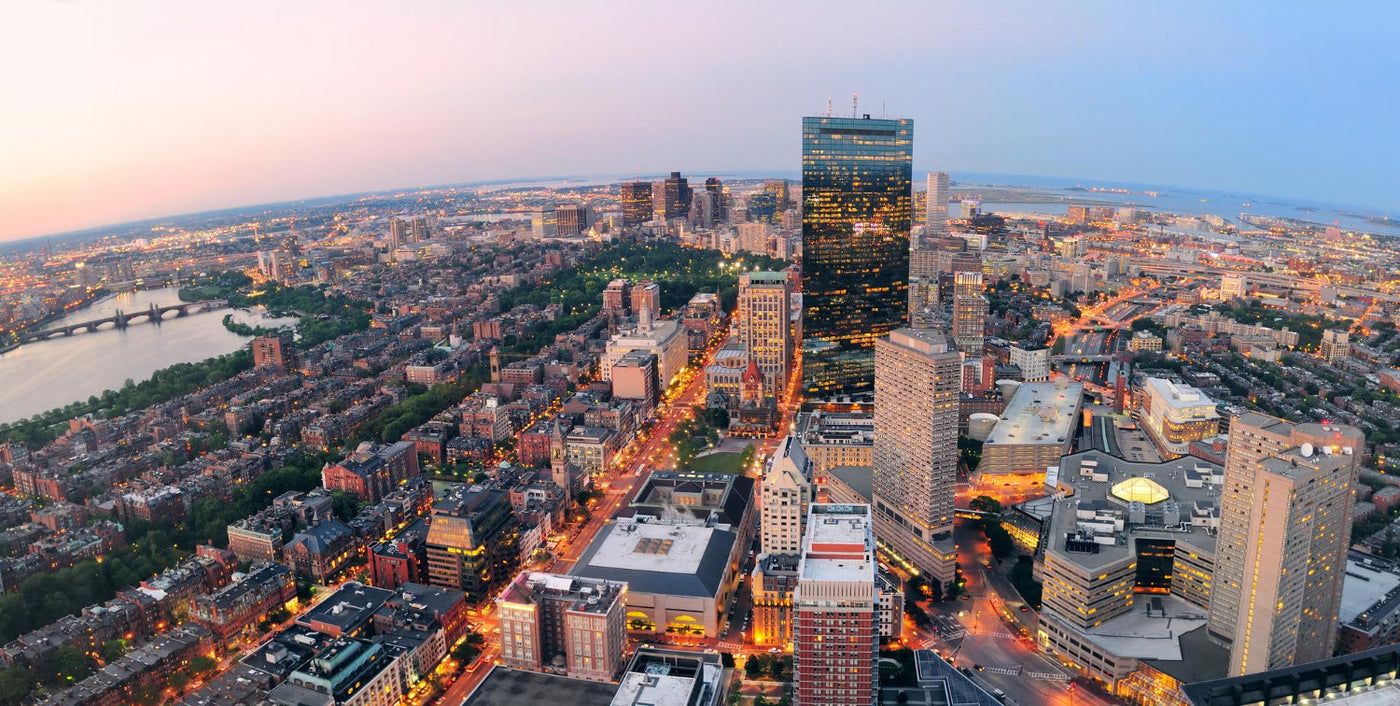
[1037,450,1226,692]
[568,518,738,638]
[601,316,686,388]
[320,441,420,502]
[1338,551,1400,655]
[496,572,627,682]
[1139,378,1219,458]
[979,381,1083,482]
[610,647,725,706]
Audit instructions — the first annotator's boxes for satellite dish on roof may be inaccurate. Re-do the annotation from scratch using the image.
[1300,442,1314,458]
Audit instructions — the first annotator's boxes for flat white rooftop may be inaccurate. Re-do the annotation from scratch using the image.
[1341,558,1400,624]
[586,521,716,574]
[611,672,693,705]
[985,381,1083,447]
[1145,377,1218,413]
[1074,594,1208,662]
[800,505,874,583]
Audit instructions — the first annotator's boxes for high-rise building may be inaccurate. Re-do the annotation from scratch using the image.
[760,435,813,556]
[738,271,793,400]
[389,219,406,251]
[424,485,520,603]
[793,503,878,706]
[1321,329,1351,362]
[871,328,961,584]
[1220,273,1248,300]
[764,178,791,211]
[1140,378,1220,457]
[531,206,557,239]
[620,181,653,227]
[705,177,726,222]
[801,115,913,398]
[630,280,661,317]
[555,204,588,236]
[689,189,715,228]
[922,172,950,246]
[952,271,987,355]
[907,275,939,330]
[1009,345,1049,382]
[663,171,691,219]
[251,335,287,371]
[602,279,631,313]
[1229,448,1360,675]
[496,571,628,682]
[1209,413,1365,673]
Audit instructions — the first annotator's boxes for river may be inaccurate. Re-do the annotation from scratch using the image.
[0,287,294,424]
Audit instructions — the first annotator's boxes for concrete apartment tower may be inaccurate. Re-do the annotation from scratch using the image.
[871,328,961,585]
[793,504,878,706]
[1208,412,1365,675]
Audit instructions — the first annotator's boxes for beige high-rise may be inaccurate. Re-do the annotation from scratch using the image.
[920,172,950,247]
[760,434,813,556]
[871,328,961,585]
[1209,412,1364,675]
[738,271,792,400]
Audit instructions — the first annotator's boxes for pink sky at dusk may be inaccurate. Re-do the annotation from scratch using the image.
[2,1,1397,241]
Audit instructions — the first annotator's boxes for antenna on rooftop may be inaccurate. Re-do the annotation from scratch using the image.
[852,92,858,118]
[825,97,832,117]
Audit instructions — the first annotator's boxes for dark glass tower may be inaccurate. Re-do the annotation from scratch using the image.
[801,115,913,398]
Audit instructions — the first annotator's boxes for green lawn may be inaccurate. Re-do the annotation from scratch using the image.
[689,451,746,475]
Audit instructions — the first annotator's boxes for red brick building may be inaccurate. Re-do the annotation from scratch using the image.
[321,441,420,502]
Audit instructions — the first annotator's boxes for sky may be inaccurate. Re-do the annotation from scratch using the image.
[2,1,1398,242]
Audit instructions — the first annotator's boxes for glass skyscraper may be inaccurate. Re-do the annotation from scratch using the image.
[801,115,913,398]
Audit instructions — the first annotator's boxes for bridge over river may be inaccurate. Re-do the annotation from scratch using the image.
[17,300,229,344]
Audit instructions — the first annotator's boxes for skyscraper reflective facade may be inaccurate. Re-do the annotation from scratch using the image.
[620,181,653,227]
[801,115,913,397]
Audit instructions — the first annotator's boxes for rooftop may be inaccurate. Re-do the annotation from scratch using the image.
[611,648,723,706]
[464,665,616,706]
[298,582,394,634]
[1341,551,1400,630]
[984,381,1083,447]
[799,504,874,584]
[1047,449,1224,571]
[795,410,874,446]
[1142,624,1230,685]
[1073,593,1211,662]
[498,572,626,615]
[1145,378,1219,413]
[569,519,735,598]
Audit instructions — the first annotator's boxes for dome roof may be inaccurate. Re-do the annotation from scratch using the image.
[1111,477,1169,505]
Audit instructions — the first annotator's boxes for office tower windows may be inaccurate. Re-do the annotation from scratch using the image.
[738,271,793,400]
[952,271,987,354]
[871,328,961,584]
[801,115,913,398]
[922,172,950,245]
[621,181,653,226]
[1209,412,1364,675]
